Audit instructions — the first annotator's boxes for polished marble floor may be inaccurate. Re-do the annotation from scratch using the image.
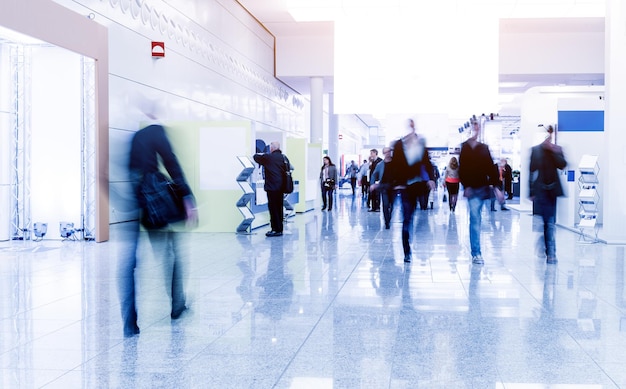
[1,189,625,388]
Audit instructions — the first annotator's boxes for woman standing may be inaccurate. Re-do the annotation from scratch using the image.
[320,156,338,211]
[444,156,461,212]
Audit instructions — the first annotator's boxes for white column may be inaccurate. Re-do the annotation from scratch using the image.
[602,0,626,243]
[310,77,323,145]
[328,92,339,166]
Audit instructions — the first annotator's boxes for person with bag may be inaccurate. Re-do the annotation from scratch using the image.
[529,125,567,264]
[254,141,289,237]
[125,118,198,337]
[319,156,338,211]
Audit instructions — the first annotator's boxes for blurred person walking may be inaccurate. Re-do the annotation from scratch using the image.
[358,159,370,199]
[385,119,436,263]
[459,120,502,265]
[124,110,198,336]
[347,160,359,196]
[529,125,567,264]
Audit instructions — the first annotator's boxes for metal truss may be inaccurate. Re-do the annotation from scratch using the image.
[9,45,31,240]
[8,48,96,241]
[81,57,96,241]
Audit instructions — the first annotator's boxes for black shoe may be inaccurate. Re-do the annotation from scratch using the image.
[124,323,140,337]
[171,306,188,320]
[266,231,283,237]
[385,223,390,229]
[404,254,411,263]
[321,206,326,211]
[491,208,497,212]
[501,207,510,211]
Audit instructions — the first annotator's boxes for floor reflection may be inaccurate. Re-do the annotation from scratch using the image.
[0,192,624,387]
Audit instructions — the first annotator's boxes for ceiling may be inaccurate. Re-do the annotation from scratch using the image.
[237,0,605,125]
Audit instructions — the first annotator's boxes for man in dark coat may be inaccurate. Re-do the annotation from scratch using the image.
[124,120,198,337]
[459,120,502,265]
[368,149,383,211]
[254,141,288,237]
[529,126,567,264]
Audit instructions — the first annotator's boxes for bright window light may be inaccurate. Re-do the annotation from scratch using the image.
[334,11,499,116]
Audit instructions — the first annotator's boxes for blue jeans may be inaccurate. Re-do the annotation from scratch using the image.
[467,193,487,257]
[535,191,557,257]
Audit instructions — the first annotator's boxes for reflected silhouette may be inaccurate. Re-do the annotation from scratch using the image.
[373,259,403,307]
[255,238,293,321]
[542,264,557,317]
[453,266,500,387]
[412,211,433,262]
[445,213,461,264]
[523,263,567,382]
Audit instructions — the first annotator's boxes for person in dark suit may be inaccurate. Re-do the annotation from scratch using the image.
[254,141,289,237]
[385,119,436,263]
[529,125,567,264]
[124,117,198,337]
[502,158,514,200]
[368,149,383,212]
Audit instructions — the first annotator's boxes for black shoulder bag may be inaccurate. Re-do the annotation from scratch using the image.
[283,155,294,194]
[138,171,186,229]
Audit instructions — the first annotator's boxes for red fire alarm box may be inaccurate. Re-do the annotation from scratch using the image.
[151,42,165,57]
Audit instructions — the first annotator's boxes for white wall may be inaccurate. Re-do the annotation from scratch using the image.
[500,18,604,76]
[30,46,83,236]
[276,34,334,77]
[49,0,308,225]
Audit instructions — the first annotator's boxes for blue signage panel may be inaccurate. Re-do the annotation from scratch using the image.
[558,110,604,132]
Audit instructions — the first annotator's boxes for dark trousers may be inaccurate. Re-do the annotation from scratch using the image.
[147,229,187,318]
[267,190,284,233]
[400,182,427,255]
[380,187,396,227]
[361,178,369,198]
[418,185,430,210]
[321,185,334,210]
[118,220,140,337]
[535,191,557,257]
[370,187,380,210]
[350,177,357,195]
